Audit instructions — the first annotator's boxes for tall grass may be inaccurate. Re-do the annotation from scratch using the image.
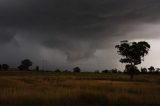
[0,71,159,106]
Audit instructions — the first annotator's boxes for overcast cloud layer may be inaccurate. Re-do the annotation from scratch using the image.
[1,0,160,70]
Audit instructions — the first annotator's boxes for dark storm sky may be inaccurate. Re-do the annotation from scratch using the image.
[1,0,160,71]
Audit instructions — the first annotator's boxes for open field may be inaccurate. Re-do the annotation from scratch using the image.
[0,71,160,106]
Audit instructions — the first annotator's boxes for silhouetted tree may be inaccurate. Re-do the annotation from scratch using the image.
[112,69,118,73]
[18,65,24,71]
[141,67,148,74]
[63,70,70,73]
[36,66,39,71]
[21,59,32,70]
[102,69,109,73]
[55,69,61,72]
[115,40,150,79]
[125,65,140,75]
[148,66,155,73]
[0,64,1,71]
[2,64,9,71]
[156,68,160,73]
[73,67,81,72]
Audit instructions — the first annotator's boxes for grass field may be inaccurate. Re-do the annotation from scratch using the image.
[0,71,160,106]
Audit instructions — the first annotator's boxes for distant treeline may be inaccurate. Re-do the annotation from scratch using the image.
[0,59,159,74]
[101,67,160,74]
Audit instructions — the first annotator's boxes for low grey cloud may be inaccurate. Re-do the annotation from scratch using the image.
[0,28,15,44]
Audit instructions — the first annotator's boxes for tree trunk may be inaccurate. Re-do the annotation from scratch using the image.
[130,73,134,80]
[130,63,134,80]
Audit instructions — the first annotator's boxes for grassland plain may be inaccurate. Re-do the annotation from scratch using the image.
[0,71,159,106]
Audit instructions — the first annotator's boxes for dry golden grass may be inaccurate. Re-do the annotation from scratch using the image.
[0,71,159,106]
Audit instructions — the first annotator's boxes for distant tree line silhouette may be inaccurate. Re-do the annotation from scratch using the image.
[0,61,159,74]
[0,59,38,71]
[0,64,10,71]
[141,66,160,74]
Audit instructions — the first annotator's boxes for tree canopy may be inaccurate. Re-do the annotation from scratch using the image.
[115,40,150,79]
[115,40,150,66]
[18,59,33,71]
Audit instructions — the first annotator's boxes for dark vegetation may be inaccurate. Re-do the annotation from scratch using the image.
[115,40,150,79]
[18,59,33,71]
[1,61,160,74]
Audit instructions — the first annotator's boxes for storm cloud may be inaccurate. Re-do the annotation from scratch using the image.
[1,0,160,70]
